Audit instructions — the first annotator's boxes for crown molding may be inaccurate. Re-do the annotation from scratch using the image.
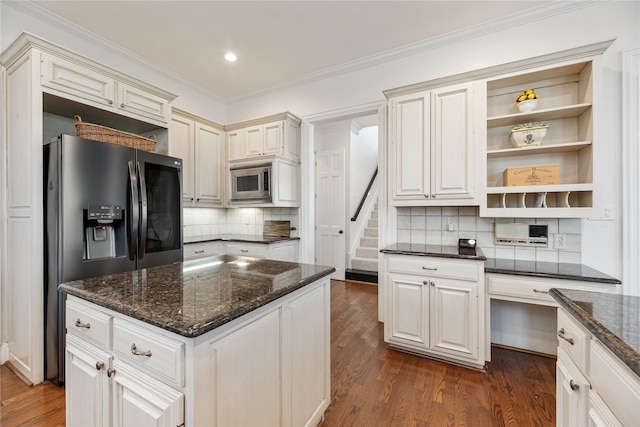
[2,0,227,103]
[228,1,605,103]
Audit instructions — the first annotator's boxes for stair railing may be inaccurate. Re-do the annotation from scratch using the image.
[351,168,378,221]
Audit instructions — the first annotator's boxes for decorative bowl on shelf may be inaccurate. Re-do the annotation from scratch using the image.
[516,99,538,113]
[510,122,549,148]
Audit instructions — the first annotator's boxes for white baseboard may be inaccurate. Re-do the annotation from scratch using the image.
[1,343,9,364]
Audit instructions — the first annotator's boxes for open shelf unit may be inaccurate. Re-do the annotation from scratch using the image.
[481,58,602,218]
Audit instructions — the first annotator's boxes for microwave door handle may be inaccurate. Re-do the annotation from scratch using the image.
[137,161,147,260]
[127,161,139,261]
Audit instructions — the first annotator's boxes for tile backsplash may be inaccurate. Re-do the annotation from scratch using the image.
[397,206,582,263]
[184,207,299,240]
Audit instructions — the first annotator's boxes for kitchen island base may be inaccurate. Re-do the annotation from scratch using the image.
[64,276,331,426]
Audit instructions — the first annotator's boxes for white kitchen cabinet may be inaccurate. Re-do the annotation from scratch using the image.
[224,240,298,262]
[226,112,301,162]
[65,274,330,426]
[386,81,481,206]
[0,33,175,385]
[183,241,223,261]
[383,254,485,368]
[170,109,225,207]
[482,42,612,217]
[555,306,640,427]
[65,335,112,427]
[40,51,172,126]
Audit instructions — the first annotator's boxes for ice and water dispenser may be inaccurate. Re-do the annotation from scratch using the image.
[84,205,124,260]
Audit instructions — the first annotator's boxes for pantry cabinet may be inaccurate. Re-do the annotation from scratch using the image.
[0,32,175,385]
[383,254,485,368]
[386,81,481,206]
[170,109,225,207]
[226,112,301,162]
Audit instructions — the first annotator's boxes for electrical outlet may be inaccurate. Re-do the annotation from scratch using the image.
[245,215,250,225]
[554,233,566,249]
[447,218,455,232]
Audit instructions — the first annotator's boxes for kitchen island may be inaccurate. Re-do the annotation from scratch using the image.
[59,255,335,427]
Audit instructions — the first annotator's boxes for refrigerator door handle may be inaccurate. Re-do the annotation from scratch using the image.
[128,161,139,261]
[137,161,147,260]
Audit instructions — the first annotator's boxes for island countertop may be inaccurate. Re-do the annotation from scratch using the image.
[59,255,335,338]
[550,288,640,378]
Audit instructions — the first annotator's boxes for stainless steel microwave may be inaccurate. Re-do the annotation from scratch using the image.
[230,163,272,202]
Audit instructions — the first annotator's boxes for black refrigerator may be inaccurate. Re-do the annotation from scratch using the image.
[44,134,184,384]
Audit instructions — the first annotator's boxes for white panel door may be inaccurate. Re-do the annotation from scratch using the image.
[431,83,475,199]
[195,123,224,205]
[262,121,283,155]
[391,91,430,200]
[315,149,346,280]
[386,273,429,348]
[169,115,194,202]
[430,277,478,360]
[245,125,263,157]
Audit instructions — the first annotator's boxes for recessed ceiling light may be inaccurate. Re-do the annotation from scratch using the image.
[224,52,237,62]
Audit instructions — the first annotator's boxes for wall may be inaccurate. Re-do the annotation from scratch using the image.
[226,1,640,280]
[349,125,378,218]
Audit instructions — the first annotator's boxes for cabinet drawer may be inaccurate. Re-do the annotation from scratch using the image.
[589,340,640,427]
[66,298,113,350]
[557,308,590,371]
[225,242,269,258]
[183,241,222,260]
[386,255,479,282]
[113,318,185,387]
[488,276,555,303]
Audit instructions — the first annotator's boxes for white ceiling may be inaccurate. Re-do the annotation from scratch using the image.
[32,0,550,101]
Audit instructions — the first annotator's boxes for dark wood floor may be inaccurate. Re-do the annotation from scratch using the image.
[0,280,556,426]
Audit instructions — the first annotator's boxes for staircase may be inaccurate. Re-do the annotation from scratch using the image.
[346,203,378,284]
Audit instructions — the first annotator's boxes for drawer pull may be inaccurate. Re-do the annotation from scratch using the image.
[107,368,116,378]
[569,379,580,391]
[240,249,249,253]
[533,288,549,294]
[422,267,438,271]
[131,343,152,357]
[558,328,575,345]
[75,319,91,329]
[194,250,205,254]
[95,361,104,371]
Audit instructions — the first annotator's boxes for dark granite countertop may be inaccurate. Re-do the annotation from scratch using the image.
[380,243,486,261]
[184,234,300,244]
[485,258,621,284]
[59,255,334,338]
[550,288,640,378]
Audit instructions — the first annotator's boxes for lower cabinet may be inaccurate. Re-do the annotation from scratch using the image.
[383,254,484,368]
[224,240,299,262]
[555,307,639,426]
[65,275,329,426]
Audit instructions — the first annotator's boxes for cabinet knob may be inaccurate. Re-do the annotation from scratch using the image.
[431,194,436,198]
[430,281,435,286]
[107,368,116,378]
[95,361,104,371]
[120,103,126,108]
[569,379,580,391]
[108,99,113,105]
[424,194,430,198]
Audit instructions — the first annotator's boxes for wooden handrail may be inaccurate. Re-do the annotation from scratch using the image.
[351,168,377,221]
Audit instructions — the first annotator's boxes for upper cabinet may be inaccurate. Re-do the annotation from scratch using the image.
[170,110,225,207]
[227,112,301,162]
[40,51,173,126]
[386,81,482,206]
[481,51,609,218]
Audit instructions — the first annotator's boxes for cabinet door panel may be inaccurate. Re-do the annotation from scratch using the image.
[387,274,429,348]
[169,116,194,202]
[392,92,430,199]
[118,83,169,123]
[195,123,224,204]
[227,128,246,161]
[556,349,589,427]
[209,309,282,427]
[432,83,474,199]
[263,121,283,155]
[245,125,263,157]
[430,278,477,359]
[65,335,112,427]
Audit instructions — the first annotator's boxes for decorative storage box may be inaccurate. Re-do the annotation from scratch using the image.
[510,122,549,148]
[503,164,559,186]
